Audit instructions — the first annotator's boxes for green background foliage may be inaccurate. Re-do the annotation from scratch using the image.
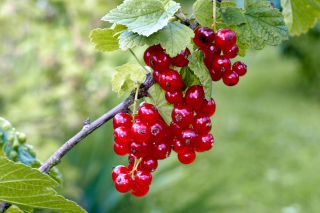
[0,0,319,212]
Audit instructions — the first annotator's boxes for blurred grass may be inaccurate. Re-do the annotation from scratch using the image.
[108,47,320,213]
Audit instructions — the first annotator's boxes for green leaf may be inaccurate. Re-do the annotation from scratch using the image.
[112,63,147,96]
[0,157,86,213]
[145,84,173,125]
[193,0,213,27]
[5,205,23,213]
[102,0,180,36]
[281,0,320,35]
[220,0,288,50]
[180,67,201,87]
[118,30,149,50]
[188,51,212,99]
[89,25,126,52]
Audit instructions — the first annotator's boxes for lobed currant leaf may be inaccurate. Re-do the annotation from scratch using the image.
[281,0,320,35]
[102,0,180,36]
[188,51,212,100]
[145,84,173,125]
[112,63,147,96]
[180,67,201,87]
[193,0,213,27]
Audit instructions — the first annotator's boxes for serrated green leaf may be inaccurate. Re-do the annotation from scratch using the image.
[193,0,213,27]
[188,51,212,99]
[281,0,320,35]
[220,0,288,51]
[102,0,180,36]
[112,63,147,96]
[89,26,126,52]
[180,67,201,87]
[5,205,23,213]
[145,84,173,125]
[118,30,149,50]
[220,7,246,26]
[0,158,86,213]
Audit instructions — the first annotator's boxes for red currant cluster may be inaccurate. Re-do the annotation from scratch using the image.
[111,27,247,197]
[193,27,247,86]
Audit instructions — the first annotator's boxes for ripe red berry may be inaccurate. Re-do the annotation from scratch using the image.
[165,91,184,105]
[223,44,238,59]
[114,173,132,193]
[173,138,189,153]
[209,66,223,81]
[180,129,198,147]
[193,116,212,134]
[138,103,160,123]
[131,122,150,143]
[197,98,216,117]
[114,126,131,145]
[141,156,158,172]
[171,104,194,128]
[113,112,132,128]
[178,150,196,164]
[158,69,183,92]
[150,120,166,140]
[203,44,221,59]
[151,141,171,160]
[150,51,171,70]
[195,133,214,152]
[131,184,149,197]
[212,56,231,73]
[114,142,129,156]
[170,122,182,134]
[204,53,213,69]
[215,28,237,50]
[185,85,206,110]
[153,70,161,82]
[232,61,247,76]
[171,48,191,67]
[193,27,215,48]
[222,70,239,86]
[134,171,152,187]
[144,45,163,66]
[112,165,129,181]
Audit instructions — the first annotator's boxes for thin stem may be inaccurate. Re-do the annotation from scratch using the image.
[212,0,217,31]
[132,85,140,120]
[129,48,150,73]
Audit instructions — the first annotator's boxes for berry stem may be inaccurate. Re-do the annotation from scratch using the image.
[132,84,140,121]
[130,157,142,178]
[129,48,150,74]
[212,0,217,32]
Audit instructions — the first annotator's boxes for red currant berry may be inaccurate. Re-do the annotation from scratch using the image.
[151,141,171,160]
[134,170,152,187]
[215,28,237,50]
[150,120,166,140]
[212,56,231,73]
[193,116,212,134]
[232,61,247,76]
[223,44,238,59]
[114,142,129,156]
[173,138,189,153]
[204,53,213,69]
[180,129,198,147]
[197,98,216,117]
[165,90,184,105]
[131,184,149,197]
[222,70,239,86]
[185,85,206,110]
[114,173,132,193]
[112,165,129,182]
[153,70,161,82]
[114,126,131,145]
[141,156,158,172]
[193,27,215,48]
[158,69,183,92]
[150,51,171,70]
[130,141,143,156]
[178,150,196,164]
[171,104,194,128]
[138,103,160,123]
[128,153,137,165]
[209,66,223,81]
[170,122,182,134]
[113,112,132,128]
[203,44,221,59]
[131,122,150,143]
[144,45,163,66]
[171,48,191,67]
[195,133,214,152]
